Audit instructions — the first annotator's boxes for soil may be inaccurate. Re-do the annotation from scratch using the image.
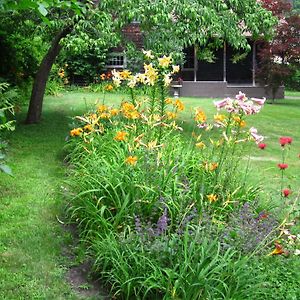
[62,223,111,300]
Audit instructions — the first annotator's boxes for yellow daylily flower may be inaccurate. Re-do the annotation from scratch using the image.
[195,141,206,149]
[172,65,180,73]
[194,109,207,123]
[166,111,177,120]
[158,55,172,68]
[84,124,93,132]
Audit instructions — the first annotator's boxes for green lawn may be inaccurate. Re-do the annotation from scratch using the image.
[285,90,300,98]
[0,91,299,299]
[181,96,300,194]
[0,92,105,299]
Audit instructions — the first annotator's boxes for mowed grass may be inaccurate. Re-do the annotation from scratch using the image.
[179,96,300,195]
[0,92,104,299]
[0,90,299,299]
[285,90,300,98]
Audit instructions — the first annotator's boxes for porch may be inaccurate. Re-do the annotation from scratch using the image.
[177,42,284,99]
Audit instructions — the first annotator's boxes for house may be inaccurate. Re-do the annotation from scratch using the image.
[105,22,284,99]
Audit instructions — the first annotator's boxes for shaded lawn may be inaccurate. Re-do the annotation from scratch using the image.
[0,93,103,299]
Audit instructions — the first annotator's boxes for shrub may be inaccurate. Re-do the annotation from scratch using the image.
[0,82,18,175]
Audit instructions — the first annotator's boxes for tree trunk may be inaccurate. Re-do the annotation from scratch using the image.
[25,27,72,124]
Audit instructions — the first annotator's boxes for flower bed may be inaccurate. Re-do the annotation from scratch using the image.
[65,52,299,299]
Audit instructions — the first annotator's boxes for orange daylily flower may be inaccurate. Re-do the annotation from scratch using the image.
[121,102,135,111]
[175,99,185,111]
[165,98,173,105]
[100,73,106,80]
[209,162,218,171]
[97,104,107,113]
[207,194,218,203]
[114,131,128,141]
[99,112,111,119]
[70,128,83,137]
[89,113,98,120]
[166,111,177,120]
[84,124,93,132]
[270,242,285,255]
[214,114,226,123]
[105,84,114,91]
[233,116,246,127]
[110,108,119,116]
[125,156,138,166]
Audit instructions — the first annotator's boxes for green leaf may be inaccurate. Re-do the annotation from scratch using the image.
[0,164,13,176]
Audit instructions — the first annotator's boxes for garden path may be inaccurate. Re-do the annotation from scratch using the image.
[0,97,102,299]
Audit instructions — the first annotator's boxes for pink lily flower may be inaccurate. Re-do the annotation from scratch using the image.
[214,98,230,110]
[236,91,247,101]
[250,127,264,144]
[251,97,266,106]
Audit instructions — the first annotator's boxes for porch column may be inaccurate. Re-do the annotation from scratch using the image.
[223,42,227,82]
[252,41,256,87]
[194,46,197,82]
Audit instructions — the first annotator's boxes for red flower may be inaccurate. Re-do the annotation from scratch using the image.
[258,143,267,150]
[277,163,288,170]
[282,188,291,197]
[258,211,268,220]
[279,136,293,147]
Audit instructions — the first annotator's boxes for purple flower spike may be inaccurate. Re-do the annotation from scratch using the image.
[156,208,168,235]
[134,215,142,234]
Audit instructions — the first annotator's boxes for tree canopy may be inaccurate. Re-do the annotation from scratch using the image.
[0,0,277,123]
[257,0,300,100]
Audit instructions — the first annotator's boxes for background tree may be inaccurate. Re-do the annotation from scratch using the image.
[257,0,300,101]
[2,0,276,123]
[292,0,300,13]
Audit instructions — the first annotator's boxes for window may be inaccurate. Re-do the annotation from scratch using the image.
[106,53,126,69]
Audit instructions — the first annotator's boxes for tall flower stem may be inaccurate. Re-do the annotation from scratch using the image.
[130,88,136,106]
[280,145,286,199]
[158,81,166,143]
[149,86,157,116]
[214,112,232,185]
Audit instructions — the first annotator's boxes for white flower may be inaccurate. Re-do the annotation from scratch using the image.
[172,65,180,73]
[294,249,300,256]
[112,69,122,87]
[127,77,137,88]
[164,74,172,87]
[142,49,154,59]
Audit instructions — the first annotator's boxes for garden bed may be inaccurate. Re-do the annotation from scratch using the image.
[64,53,300,299]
